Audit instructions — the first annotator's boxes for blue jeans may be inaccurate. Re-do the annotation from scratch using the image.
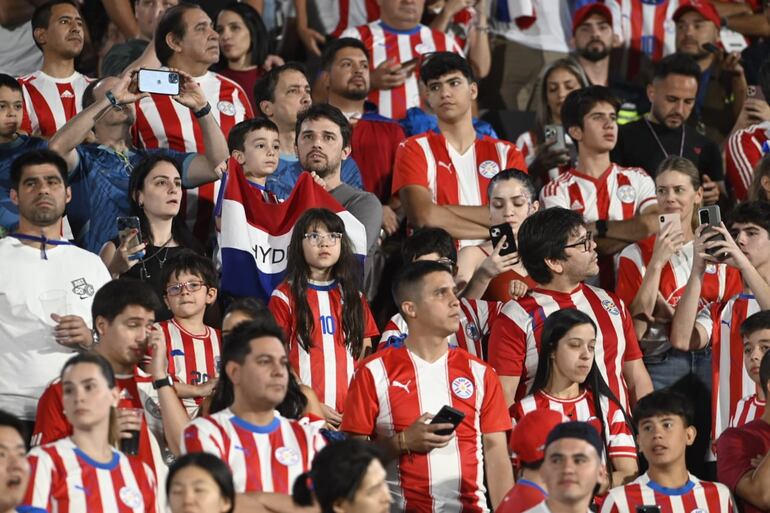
[644,346,712,393]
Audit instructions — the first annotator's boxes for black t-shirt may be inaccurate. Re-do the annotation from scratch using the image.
[611,117,724,181]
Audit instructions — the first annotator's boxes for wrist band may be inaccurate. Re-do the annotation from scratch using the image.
[194,102,212,118]
[106,90,120,107]
[595,220,608,239]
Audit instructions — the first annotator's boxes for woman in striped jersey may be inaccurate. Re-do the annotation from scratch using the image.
[24,353,158,513]
[511,308,638,490]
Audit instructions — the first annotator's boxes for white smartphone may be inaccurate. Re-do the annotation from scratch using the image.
[658,213,681,234]
[137,68,180,96]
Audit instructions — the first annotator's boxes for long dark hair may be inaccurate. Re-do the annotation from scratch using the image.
[167,452,235,513]
[285,208,365,358]
[209,302,308,418]
[215,1,269,69]
[128,154,200,250]
[293,439,384,513]
[530,309,634,486]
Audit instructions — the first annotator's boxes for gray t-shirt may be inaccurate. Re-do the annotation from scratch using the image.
[330,183,382,254]
[102,39,149,77]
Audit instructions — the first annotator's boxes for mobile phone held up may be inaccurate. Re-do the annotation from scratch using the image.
[544,124,567,152]
[117,216,145,260]
[698,205,726,259]
[658,213,681,235]
[489,223,517,257]
[137,68,180,96]
[430,405,465,436]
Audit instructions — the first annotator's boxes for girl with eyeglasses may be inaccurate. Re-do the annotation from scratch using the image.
[511,308,638,491]
[268,208,379,429]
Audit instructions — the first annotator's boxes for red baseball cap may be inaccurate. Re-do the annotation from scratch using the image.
[673,0,721,28]
[572,2,613,34]
[510,410,566,464]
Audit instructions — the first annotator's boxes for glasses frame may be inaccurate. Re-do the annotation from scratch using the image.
[165,280,206,296]
[303,232,344,247]
[563,231,594,253]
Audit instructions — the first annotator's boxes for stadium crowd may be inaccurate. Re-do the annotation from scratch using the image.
[3,0,770,512]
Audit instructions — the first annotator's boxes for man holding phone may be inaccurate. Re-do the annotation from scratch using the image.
[670,201,770,466]
[342,260,513,512]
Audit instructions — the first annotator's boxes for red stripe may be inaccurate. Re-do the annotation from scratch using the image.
[47,447,70,513]
[398,358,432,512]
[308,289,325,401]
[426,132,459,205]
[332,0,350,37]
[133,105,159,149]
[628,1,643,79]
[57,82,76,123]
[584,289,623,403]
[109,460,131,512]
[182,424,205,454]
[567,181,585,215]
[595,172,611,220]
[616,172,634,219]
[268,426,289,493]
[652,2,668,62]
[448,361,482,512]
[289,421,311,468]
[24,82,57,136]
[153,94,185,150]
[236,424,263,492]
[78,455,105,512]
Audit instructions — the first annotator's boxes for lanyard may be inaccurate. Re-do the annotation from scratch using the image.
[643,117,685,158]
[10,233,72,259]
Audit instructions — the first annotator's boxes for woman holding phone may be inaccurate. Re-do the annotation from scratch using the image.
[455,169,538,301]
[615,156,741,389]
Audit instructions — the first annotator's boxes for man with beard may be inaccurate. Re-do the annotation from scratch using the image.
[295,103,382,267]
[611,53,724,205]
[47,72,228,253]
[258,63,366,200]
[18,0,93,138]
[0,149,111,436]
[673,0,747,145]
[321,37,406,237]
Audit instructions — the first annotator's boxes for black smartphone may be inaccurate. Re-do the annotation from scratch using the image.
[489,223,517,257]
[399,57,419,71]
[117,216,145,260]
[702,42,722,55]
[430,405,465,436]
[698,205,726,258]
[636,507,661,513]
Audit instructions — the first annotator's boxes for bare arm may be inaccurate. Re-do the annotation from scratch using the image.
[293,0,325,56]
[0,0,47,28]
[102,0,140,39]
[588,211,660,244]
[234,493,319,513]
[466,1,490,79]
[723,13,770,38]
[147,331,190,456]
[623,359,652,404]
[734,451,770,509]
[499,376,520,408]
[399,186,489,240]
[483,431,514,508]
[610,457,638,487]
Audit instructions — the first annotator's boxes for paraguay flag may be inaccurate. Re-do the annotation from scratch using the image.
[219,161,367,302]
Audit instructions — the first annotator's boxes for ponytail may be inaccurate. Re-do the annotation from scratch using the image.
[292,471,316,507]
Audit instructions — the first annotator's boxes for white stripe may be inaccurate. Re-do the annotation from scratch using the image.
[469,360,490,512]
[416,137,438,203]
[57,444,88,512]
[318,290,337,408]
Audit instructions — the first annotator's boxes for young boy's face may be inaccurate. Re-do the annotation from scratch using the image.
[730,222,770,270]
[234,128,280,177]
[0,86,23,138]
[572,101,618,154]
[636,414,695,468]
[164,271,217,319]
[744,330,770,385]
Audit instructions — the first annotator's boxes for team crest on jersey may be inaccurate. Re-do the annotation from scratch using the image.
[217,101,236,116]
[71,278,95,299]
[275,446,300,466]
[465,321,480,341]
[144,397,162,419]
[451,377,474,399]
[616,185,636,204]
[601,299,620,316]
[415,43,435,55]
[690,510,707,513]
[478,160,500,179]
[119,486,144,509]
[705,263,717,274]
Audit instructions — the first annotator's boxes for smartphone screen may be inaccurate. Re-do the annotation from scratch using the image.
[137,69,180,96]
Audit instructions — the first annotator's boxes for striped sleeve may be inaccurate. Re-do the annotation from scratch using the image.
[606,401,637,459]
[615,245,644,309]
[24,447,55,511]
[725,127,763,202]
[181,417,226,459]
[340,362,379,436]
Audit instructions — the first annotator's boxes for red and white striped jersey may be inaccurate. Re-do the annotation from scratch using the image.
[132,70,253,240]
[313,0,379,37]
[512,389,636,460]
[540,163,657,222]
[31,371,169,487]
[18,70,94,137]
[268,280,379,412]
[488,283,643,409]
[340,21,464,120]
[393,131,527,246]
[730,394,766,428]
[341,346,510,513]
[25,437,158,513]
[157,319,222,416]
[725,121,770,201]
[605,0,681,81]
[378,298,502,358]
[616,238,742,309]
[696,294,760,448]
[181,409,326,494]
[600,472,736,513]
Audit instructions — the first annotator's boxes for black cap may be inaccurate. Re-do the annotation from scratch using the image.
[545,421,604,458]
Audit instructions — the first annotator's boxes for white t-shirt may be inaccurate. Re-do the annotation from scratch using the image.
[0,22,42,76]
[0,237,111,420]
[490,0,572,53]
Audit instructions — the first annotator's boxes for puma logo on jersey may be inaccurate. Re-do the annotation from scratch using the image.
[438,162,452,172]
[391,379,411,394]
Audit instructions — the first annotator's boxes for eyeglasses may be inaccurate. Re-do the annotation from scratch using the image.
[165,280,205,296]
[436,257,456,272]
[563,232,593,253]
[303,232,343,246]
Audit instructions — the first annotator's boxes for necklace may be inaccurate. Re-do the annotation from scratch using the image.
[139,236,173,280]
[644,116,685,158]
[10,233,72,259]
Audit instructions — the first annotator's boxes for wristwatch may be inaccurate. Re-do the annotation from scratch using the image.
[152,375,174,390]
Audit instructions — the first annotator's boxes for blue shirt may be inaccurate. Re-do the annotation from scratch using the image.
[399,107,498,139]
[265,155,364,200]
[67,145,194,253]
[0,135,48,230]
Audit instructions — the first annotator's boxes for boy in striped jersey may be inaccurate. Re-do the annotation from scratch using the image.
[601,389,736,513]
[670,201,770,463]
[157,251,221,417]
[730,311,770,428]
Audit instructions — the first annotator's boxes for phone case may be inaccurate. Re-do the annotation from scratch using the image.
[138,69,180,96]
